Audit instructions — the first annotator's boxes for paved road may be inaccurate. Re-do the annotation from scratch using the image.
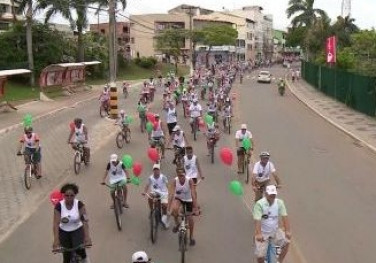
[1,66,376,263]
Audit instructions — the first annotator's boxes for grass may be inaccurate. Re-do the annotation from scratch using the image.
[2,62,190,103]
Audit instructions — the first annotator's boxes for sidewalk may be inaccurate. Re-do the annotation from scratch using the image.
[287,79,376,153]
[0,80,142,134]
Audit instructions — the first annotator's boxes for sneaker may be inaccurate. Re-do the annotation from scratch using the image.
[189,239,196,246]
[161,215,170,229]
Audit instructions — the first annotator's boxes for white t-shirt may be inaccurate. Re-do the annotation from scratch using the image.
[148,174,168,194]
[252,161,276,183]
[173,131,185,148]
[189,104,202,118]
[235,130,252,141]
[166,108,177,124]
[183,155,198,179]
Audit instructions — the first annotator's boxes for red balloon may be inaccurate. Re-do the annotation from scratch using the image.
[147,147,159,162]
[69,122,75,131]
[146,113,155,123]
[153,121,159,130]
[49,190,63,206]
[220,147,233,166]
[198,118,205,128]
[132,162,143,177]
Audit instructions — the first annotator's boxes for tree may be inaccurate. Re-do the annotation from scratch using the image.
[155,28,187,72]
[285,26,307,47]
[331,15,359,48]
[304,16,331,59]
[348,30,376,76]
[37,0,92,62]
[286,0,328,28]
[199,24,238,67]
[16,0,35,85]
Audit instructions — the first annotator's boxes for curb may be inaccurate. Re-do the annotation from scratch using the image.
[286,80,376,154]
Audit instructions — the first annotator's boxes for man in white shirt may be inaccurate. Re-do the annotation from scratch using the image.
[142,164,169,228]
[188,99,202,132]
[252,152,281,201]
[253,185,291,263]
[235,124,253,174]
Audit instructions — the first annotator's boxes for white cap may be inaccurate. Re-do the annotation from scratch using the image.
[192,98,198,103]
[132,251,149,262]
[110,154,118,162]
[241,124,247,129]
[173,125,181,132]
[153,163,160,170]
[120,110,125,114]
[265,185,277,195]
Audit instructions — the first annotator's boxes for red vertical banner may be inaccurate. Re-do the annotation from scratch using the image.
[326,36,337,64]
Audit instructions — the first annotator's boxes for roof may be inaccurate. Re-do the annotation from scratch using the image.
[194,12,243,25]
[0,69,31,77]
[56,61,101,68]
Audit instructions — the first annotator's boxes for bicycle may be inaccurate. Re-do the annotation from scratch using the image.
[152,137,163,165]
[178,204,189,263]
[73,142,88,175]
[53,244,91,263]
[223,115,232,134]
[99,101,110,117]
[265,236,282,263]
[144,192,163,244]
[17,152,39,190]
[115,124,131,149]
[122,84,129,98]
[207,137,216,164]
[102,181,127,231]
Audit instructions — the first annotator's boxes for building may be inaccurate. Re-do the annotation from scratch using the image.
[195,45,236,66]
[168,4,214,16]
[273,29,286,62]
[0,0,24,32]
[129,13,190,61]
[194,11,255,61]
[90,22,131,59]
[229,6,274,62]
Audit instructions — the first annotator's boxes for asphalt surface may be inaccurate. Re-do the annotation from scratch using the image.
[1,66,376,263]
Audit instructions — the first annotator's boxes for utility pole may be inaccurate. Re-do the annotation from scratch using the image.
[181,6,196,75]
[108,0,118,118]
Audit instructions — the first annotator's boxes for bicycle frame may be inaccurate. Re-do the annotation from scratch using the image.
[265,237,281,263]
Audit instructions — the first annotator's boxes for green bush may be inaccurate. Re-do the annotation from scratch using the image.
[133,57,141,65]
[135,56,158,69]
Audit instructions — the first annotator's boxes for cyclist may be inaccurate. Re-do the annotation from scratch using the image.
[137,98,148,133]
[205,122,220,156]
[222,98,233,128]
[101,154,130,208]
[165,101,177,135]
[235,124,253,174]
[168,125,189,165]
[99,85,110,110]
[142,164,169,228]
[67,118,90,163]
[253,185,291,263]
[207,97,217,123]
[252,152,281,201]
[17,126,42,178]
[183,146,204,215]
[188,99,202,133]
[131,251,151,263]
[169,168,197,246]
[116,110,131,134]
[150,114,167,159]
[53,183,92,263]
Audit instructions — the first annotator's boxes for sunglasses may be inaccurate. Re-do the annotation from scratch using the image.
[64,194,75,197]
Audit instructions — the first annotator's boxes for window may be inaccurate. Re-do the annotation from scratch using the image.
[123,26,129,33]
[100,29,105,34]
[247,44,253,50]
[0,22,9,31]
[130,37,135,44]
[237,39,245,47]
[0,4,7,13]
[247,33,253,40]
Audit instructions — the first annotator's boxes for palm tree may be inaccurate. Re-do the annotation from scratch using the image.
[286,0,328,28]
[331,15,359,48]
[37,0,92,62]
[16,0,35,85]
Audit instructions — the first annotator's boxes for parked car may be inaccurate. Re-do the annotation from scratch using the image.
[257,71,272,83]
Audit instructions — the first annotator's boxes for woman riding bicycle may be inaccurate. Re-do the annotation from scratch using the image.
[53,183,92,263]
[17,126,42,178]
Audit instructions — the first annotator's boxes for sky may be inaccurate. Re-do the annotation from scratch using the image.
[37,0,375,31]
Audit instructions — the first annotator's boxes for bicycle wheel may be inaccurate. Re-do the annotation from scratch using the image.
[150,209,159,244]
[125,130,131,144]
[99,106,106,118]
[210,143,214,164]
[179,231,187,263]
[24,165,32,190]
[114,196,122,231]
[228,118,231,134]
[245,156,249,184]
[74,152,81,175]
[116,132,125,149]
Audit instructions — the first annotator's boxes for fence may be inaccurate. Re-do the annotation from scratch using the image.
[301,61,376,116]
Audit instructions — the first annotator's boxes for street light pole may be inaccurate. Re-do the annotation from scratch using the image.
[108,0,118,118]
[181,6,196,75]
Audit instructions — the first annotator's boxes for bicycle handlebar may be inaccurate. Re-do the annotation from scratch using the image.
[52,244,91,254]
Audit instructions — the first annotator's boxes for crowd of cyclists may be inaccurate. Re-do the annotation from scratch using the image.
[17,61,292,263]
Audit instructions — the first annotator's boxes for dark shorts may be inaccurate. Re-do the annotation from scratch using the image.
[24,147,41,164]
[167,122,177,135]
[59,227,86,263]
[175,198,193,213]
[191,178,198,184]
[237,147,245,156]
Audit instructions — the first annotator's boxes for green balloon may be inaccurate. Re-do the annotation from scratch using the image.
[130,176,141,186]
[122,154,133,169]
[204,114,214,125]
[146,122,153,133]
[242,138,252,150]
[23,114,33,127]
[229,180,244,196]
[126,116,134,124]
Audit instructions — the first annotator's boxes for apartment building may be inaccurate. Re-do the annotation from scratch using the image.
[193,12,255,62]
[229,6,274,62]
[0,0,24,32]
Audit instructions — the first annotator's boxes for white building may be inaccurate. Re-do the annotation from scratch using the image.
[0,0,24,32]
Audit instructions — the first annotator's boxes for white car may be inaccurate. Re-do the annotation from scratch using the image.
[257,71,272,84]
